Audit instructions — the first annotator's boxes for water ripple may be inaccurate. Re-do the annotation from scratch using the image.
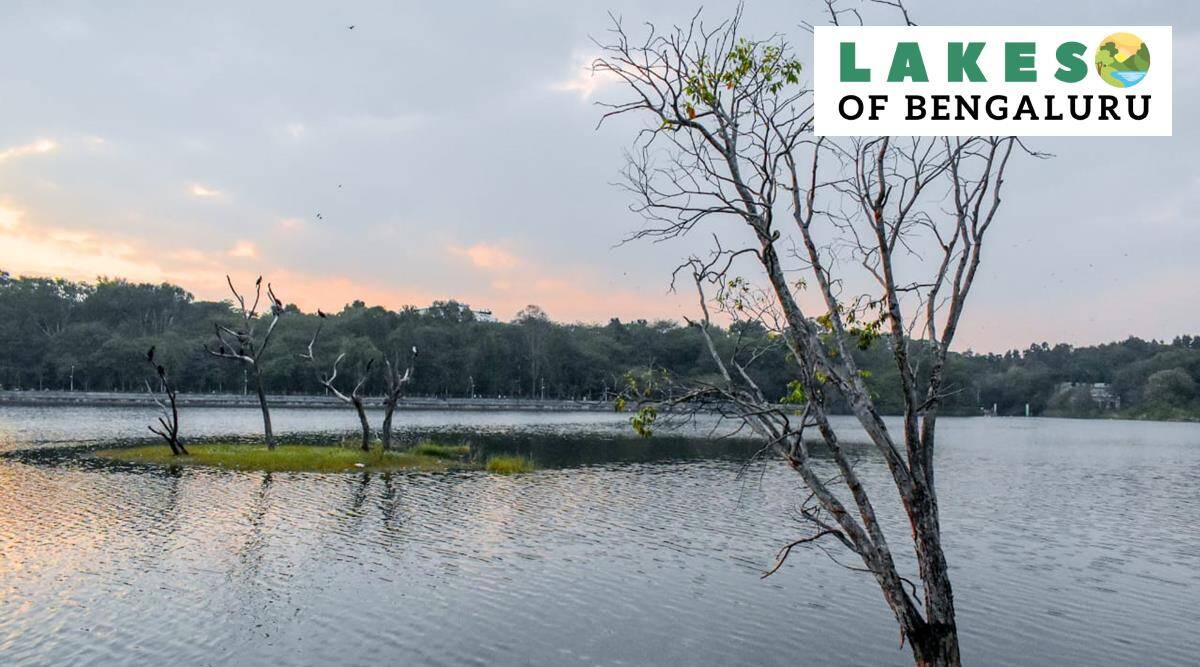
[0,408,1197,665]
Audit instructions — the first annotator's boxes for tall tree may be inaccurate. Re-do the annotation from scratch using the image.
[596,5,1029,664]
[204,276,285,449]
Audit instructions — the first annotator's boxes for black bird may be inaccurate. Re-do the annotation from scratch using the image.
[218,345,226,355]
[156,364,166,377]
[348,25,355,30]
[316,212,323,221]
[146,345,156,363]
[318,309,327,319]
[238,347,245,357]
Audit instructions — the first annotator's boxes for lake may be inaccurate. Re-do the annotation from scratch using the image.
[1110,70,1147,87]
[0,406,1197,666]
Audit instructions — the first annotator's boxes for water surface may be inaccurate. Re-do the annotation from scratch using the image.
[0,406,1197,665]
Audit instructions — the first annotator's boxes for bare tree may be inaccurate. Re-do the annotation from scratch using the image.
[300,311,375,451]
[205,275,285,449]
[596,5,1031,665]
[380,345,417,450]
[144,345,187,455]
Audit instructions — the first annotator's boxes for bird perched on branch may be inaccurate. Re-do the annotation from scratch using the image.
[146,346,156,363]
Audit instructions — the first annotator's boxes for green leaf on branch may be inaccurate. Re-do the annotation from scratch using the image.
[780,380,807,405]
[631,405,658,438]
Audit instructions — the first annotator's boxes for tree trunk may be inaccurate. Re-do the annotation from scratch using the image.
[353,397,371,451]
[381,397,396,450]
[254,367,275,449]
[910,494,960,667]
[907,621,961,667]
[170,398,189,456]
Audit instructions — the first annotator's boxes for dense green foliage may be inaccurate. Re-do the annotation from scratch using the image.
[1,272,1196,418]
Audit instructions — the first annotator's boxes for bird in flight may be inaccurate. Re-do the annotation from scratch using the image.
[316,212,323,221]
[347,25,355,30]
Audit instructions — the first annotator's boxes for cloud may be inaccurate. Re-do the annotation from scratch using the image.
[0,139,58,164]
[0,200,183,283]
[448,242,522,270]
[0,196,436,314]
[0,194,688,326]
[477,273,684,324]
[0,199,23,231]
[228,240,258,258]
[332,113,425,136]
[550,52,619,100]
[188,183,222,198]
[284,122,305,139]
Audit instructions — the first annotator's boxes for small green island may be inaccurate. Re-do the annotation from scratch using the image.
[95,442,537,475]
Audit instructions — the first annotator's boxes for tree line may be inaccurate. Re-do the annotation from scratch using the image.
[0,271,1196,419]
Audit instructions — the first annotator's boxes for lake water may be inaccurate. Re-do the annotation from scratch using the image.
[1111,70,1147,87]
[0,406,1197,666]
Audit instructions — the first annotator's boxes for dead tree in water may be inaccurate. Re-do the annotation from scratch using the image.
[144,345,187,455]
[380,345,417,450]
[596,3,1034,664]
[300,312,375,451]
[204,276,284,449]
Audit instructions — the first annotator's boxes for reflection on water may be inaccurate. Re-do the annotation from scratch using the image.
[0,406,1198,665]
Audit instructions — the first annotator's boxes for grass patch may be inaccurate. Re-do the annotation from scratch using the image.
[407,442,472,459]
[485,455,537,475]
[94,443,472,473]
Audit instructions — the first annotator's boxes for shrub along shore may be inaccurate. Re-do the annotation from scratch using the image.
[94,442,536,474]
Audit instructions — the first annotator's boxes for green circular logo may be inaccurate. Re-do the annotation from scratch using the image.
[1095,32,1150,88]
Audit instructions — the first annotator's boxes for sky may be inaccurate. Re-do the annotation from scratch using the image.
[0,0,1196,352]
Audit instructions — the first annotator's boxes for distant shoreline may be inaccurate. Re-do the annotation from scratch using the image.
[2,390,1195,423]
[0,390,613,412]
